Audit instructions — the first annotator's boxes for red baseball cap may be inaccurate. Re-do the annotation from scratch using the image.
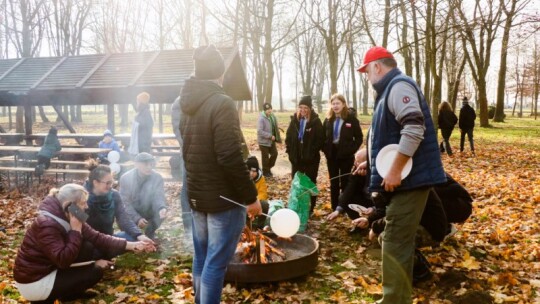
[357,46,395,73]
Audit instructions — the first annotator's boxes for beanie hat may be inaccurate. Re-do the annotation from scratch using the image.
[263,103,272,111]
[246,156,260,171]
[299,95,313,108]
[193,45,225,80]
[49,126,58,135]
[134,152,155,163]
[103,129,113,137]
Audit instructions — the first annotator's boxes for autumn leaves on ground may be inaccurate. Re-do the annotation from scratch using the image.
[1,113,539,303]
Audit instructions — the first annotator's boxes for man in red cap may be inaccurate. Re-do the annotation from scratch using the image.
[354,46,446,303]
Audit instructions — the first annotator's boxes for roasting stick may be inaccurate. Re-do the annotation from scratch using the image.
[220,195,271,218]
[296,172,353,198]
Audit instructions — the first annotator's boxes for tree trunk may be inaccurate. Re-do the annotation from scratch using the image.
[16,106,24,133]
[38,106,49,122]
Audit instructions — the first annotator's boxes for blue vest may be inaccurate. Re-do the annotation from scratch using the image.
[369,74,446,192]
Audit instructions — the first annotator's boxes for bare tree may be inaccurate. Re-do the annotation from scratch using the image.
[306,0,360,94]
[5,0,47,132]
[494,0,530,122]
[454,0,503,127]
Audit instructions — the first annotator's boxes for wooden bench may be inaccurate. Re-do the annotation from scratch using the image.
[0,166,89,187]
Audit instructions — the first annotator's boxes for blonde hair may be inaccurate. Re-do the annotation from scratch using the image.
[137,92,150,104]
[49,184,89,208]
[326,93,349,120]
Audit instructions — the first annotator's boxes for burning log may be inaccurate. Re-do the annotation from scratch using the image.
[235,226,286,264]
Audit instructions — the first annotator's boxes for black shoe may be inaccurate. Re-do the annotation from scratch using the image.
[263,172,272,178]
[60,290,98,301]
[413,249,432,285]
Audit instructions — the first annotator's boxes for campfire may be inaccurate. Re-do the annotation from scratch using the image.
[235,226,286,264]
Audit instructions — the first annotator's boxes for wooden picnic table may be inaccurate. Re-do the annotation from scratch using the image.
[0,133,24,145]
[17,147,111,155]
[25,133,104,148]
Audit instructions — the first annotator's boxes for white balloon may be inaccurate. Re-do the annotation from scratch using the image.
[109,162,121,175]
[107,151,120,163]
[270,209,300,238]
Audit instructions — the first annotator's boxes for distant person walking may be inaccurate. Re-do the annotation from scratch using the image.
[128,92,154,156]
[322,94,363,211]
[438,102,458,156]
[285,95,324,214]
[257,102,281,177]
[458,97,476,154]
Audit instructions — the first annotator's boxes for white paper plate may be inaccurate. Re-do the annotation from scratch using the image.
[348,204,369,214]
[375,144,413,180]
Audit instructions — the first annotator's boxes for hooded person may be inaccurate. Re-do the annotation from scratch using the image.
[179,44,261,304]
[35,126,62,176]
[119,152,167,240]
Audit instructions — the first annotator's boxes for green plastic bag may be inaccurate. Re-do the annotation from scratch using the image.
[264,200,284,228]
[288,172,319,232]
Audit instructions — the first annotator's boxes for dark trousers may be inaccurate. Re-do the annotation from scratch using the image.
[460,128,474,152]
[439,128,454,155]
[259,143,278,174]
[292,160,320,214]
[31,242,104,304]
[36,155,51,169]
[327,153,354,210]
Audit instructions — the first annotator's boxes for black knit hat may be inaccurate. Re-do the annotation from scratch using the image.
[193,45,225,80]
[299,95,312,108]
[263,103,272,110]
[246,156,259,171]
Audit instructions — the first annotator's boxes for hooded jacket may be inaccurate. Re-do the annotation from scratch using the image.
[179,77,257,212]
[285,110,324,165]
[38,133,61,159]
[14,196,126,283]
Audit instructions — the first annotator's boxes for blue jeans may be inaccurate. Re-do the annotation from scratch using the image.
[180,161,193,235]
[192,207,246,304]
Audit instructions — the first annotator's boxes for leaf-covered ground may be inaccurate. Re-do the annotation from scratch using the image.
[0,114,539,303]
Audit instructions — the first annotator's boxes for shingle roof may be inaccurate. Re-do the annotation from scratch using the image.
[0,47,251,106]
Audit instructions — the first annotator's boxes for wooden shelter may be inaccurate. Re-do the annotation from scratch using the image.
[0,47,251,138]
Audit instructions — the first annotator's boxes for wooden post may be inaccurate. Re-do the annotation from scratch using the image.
[107,104,115,134]
[158,104,163,132]
[52,105,77,133]
[24,103,33,146]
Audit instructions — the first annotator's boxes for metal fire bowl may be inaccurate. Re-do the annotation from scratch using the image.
[225,234,319,283]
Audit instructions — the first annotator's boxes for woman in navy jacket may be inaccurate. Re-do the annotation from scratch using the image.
[322,94,363,211]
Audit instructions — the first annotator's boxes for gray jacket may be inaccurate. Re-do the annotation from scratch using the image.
[119,168,167,225]
[257,111,281,147]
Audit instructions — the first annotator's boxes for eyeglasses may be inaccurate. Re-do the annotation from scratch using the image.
[97,180,114,186]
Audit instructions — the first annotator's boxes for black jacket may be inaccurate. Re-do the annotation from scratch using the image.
[438,110,458,130]
[458,104,476,130]
[285,110,324,165]
[179,77,257,212]
[322,109,363,159]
